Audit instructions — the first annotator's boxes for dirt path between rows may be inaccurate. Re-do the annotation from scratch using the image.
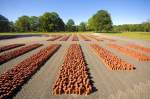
[0,34,149,99]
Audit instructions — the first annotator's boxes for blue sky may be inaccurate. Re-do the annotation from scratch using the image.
[0,0,150,25]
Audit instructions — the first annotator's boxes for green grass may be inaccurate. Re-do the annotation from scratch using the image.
[103,32,150,41]
[1,32,149,41]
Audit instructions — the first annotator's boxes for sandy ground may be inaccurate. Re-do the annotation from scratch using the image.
[0,34,150,99]
[0,36,51,46]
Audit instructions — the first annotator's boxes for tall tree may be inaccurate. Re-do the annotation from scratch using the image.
[39,12,65,32]
[9,21,16,32]
[66,19,76,31]
[88,10,113,32]
[30,16,39,31]
[78,22,86,31]
[0,15,10,32]
[15,16,31,32]
[142,21,150,32]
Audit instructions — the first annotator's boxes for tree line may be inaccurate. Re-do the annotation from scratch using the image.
[0,12,85,32]
[0,10,150,32]
[113,21,150,32]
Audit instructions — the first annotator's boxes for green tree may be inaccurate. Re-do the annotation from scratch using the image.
[15,16,31,32]
[78,22,86,31]
[142,21,150,32]
[66,19,76,32]
[55,17,65,31]
[113,22,150,32]
[88,10,113,32]
[30,16,39,31]
[67,19,75,26]
[0,15,10,32]
[9,21,17,32]
[39,12,65,32]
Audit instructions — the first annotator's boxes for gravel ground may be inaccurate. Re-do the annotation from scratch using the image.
[0,34,150,99]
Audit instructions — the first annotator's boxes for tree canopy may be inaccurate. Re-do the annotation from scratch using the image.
[88,10,113,32]
[78,22,86,32]
[65,19,76,32]
[30,16,39,32]
[15,16,31,32]
[0,15,10,32]
[39,12,65,32]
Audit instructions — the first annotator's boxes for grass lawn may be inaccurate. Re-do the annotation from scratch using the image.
[1,32,150,41]
[103,32,150,41]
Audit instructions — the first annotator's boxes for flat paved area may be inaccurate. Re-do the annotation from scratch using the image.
[0,34,150,99]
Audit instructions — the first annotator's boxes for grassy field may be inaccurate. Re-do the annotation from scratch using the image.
[103,32,150,40]
[1,32,150,41]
